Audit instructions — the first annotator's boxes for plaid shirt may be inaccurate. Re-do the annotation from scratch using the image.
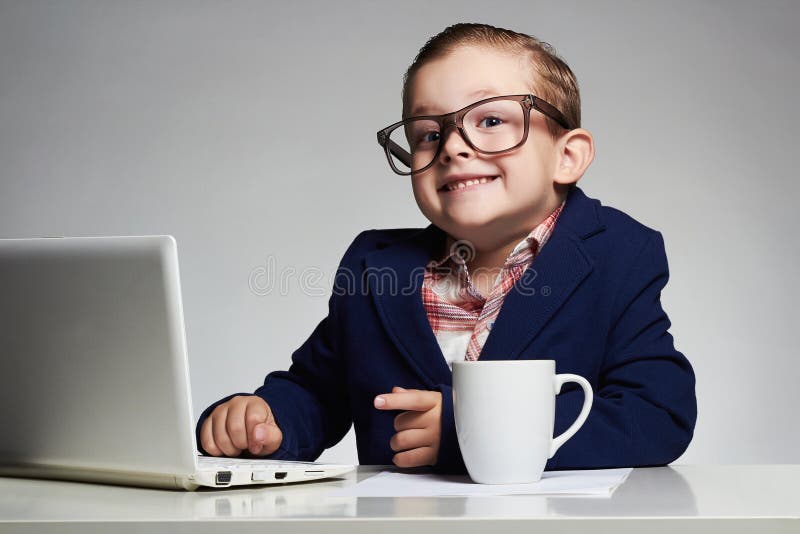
[422,202,565,366]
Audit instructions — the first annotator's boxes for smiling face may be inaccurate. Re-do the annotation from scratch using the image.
[407,45,570,250]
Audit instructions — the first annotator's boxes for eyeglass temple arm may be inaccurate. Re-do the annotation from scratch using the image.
[531,96,573,130]
[387,138,411,167]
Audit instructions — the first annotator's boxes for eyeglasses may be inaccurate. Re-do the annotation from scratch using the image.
[376,94,573,176]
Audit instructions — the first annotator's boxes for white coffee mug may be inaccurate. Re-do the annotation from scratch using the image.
[452,359,593,484]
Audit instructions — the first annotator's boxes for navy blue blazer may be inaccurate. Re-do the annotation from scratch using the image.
[196,185,697,472]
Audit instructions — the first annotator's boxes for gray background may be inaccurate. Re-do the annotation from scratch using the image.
[1,0,797,465]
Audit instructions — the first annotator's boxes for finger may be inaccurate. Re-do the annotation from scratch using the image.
[211,405,241,457]
[375,390,438,412]
[244,399,269,450]
[392,386,408,393]
[393,410,430,432]
[250,421,283,456]
[200,417,222,456]
[225,399,250,450]
[393,446,437,468]
[390,428,432,452]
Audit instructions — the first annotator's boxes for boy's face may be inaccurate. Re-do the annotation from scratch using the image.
[407,45,570,248]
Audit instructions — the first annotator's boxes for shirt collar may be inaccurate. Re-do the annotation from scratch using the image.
[427,200,566,274]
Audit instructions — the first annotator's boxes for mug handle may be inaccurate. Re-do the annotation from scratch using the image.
[549,374,593,459]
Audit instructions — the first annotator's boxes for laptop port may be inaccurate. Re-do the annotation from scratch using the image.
[274,472,288,480]
[215,471,232,485]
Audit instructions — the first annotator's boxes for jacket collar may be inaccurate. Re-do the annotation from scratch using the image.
[364,185,605,386]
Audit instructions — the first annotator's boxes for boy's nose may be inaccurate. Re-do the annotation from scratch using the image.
[438,125,474,163]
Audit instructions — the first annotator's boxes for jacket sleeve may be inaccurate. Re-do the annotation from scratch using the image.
[195,232,369,460]
[547,230,697,469]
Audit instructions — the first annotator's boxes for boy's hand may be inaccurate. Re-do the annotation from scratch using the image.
[200,395,283,457]
[374,387,442,467]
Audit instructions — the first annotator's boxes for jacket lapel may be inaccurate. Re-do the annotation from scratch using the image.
[364,224,453,387]
[481,186,605,360]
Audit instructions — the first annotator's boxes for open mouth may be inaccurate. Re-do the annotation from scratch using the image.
[438,176,500,193]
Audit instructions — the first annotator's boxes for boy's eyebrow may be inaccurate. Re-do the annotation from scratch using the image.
[409,88,502,117]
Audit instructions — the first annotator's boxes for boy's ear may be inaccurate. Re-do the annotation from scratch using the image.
[553,128,595,186]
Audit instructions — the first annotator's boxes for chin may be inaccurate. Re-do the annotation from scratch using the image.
[444,207,502,229]
[440,217,501,242]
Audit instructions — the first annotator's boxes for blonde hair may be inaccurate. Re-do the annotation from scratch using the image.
[402,23,580,139]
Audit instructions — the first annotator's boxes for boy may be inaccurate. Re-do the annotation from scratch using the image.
[197,23,696,473]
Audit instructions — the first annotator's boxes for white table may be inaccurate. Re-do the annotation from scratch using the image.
[0,465,798,533]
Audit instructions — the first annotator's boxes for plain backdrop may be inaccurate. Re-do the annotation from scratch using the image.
[1,0,797,465]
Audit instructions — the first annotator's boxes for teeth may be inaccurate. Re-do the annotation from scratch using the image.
[446,176,496,191]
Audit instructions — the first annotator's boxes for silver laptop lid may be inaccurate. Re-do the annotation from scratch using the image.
[0,236,197,477]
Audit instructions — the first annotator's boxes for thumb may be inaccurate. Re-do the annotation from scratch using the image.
[249,420,283,456]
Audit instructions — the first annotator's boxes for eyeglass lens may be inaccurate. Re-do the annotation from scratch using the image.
[388,99,526,173]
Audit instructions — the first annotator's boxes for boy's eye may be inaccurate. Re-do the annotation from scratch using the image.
[413,130,440,145]
[478,116,504,128]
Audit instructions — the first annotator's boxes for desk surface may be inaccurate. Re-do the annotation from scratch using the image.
[1,465,798,533]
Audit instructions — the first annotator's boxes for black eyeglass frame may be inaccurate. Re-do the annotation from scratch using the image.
[376,94,573,176]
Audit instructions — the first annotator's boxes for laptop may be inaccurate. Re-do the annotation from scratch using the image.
[0,235,354,490]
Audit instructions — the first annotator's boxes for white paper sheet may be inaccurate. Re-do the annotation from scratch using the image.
[330,468,632,497]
